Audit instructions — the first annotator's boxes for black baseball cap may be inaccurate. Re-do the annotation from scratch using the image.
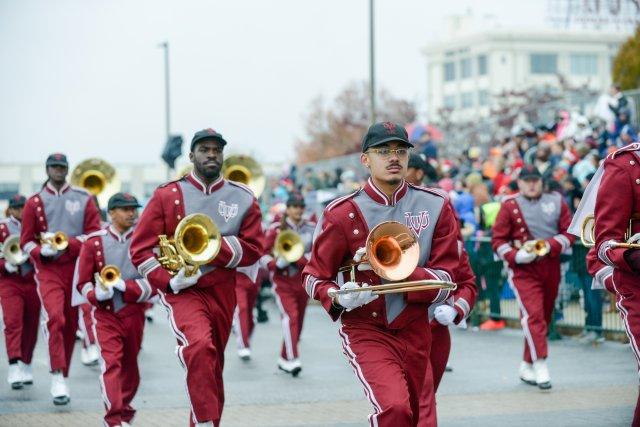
[361,122,413,153]
[107,192,141,210]
[408,153,428,172]
[190,128,228,151]
[8,194,26,209]
[286,193,306,207]
[518,165,542,180]
[46,153,68,167]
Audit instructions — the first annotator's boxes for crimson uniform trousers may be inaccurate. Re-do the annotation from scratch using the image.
[0,277,40,364]
[35,261,78,376]
[158,285,235,426]
[339,320,431,427]
[233,274,258,350]
[273,273,308,361]
[507,257,560,363]
[79,303,96,347]
[91,306,145,427]
[417,322,451,427]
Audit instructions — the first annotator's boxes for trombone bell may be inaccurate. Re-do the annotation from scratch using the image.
[274,230,304,263]
[367,221,420,282]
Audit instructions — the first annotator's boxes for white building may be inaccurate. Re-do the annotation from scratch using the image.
[423,29,629,122]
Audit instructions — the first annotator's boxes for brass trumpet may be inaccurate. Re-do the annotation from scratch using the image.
[331,221,457,296]
[40,231,69,251]
[0,234,28,265]
[522,239,550,257]
[157,213,221,277]
[98,265,121,291]
[580,213,640,249]
[274,230,304,263]
[222,155,266,198]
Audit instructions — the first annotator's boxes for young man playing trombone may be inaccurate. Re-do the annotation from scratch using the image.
[75,192,154,427]
[20,153,101,405]
[303,122,462,427]
[130,129,264,427]
[0,195,40,390]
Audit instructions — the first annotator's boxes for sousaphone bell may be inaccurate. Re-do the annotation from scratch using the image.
[222,155,265,198]
[70,158,121,207]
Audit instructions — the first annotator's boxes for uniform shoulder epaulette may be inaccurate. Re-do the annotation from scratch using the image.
[408,183,449,200]
[502,193,519,202]
[609,143,640,160]
[226,180,255,197]
[325,189,360,212]
[70,185,92,195]
[158,177,184,189]
[86,229,107,240]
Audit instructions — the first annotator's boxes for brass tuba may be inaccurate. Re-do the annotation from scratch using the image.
[274,230,304,263]
[40,231,69,251]
[222,155,265,198]
[99,265,121,291]
[0,234,28,265]
[157,213,221,277]
[70,158,121,207]
[331,221,456,296]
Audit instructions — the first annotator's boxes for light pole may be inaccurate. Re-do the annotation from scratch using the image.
[158,41,171,179]
[369,0,376,124]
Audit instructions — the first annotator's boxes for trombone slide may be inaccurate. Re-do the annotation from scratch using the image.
[327,280,457,297]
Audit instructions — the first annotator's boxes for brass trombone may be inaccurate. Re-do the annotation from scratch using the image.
[580,213,640,249]
[157,213,221,277]
[70,158,121,207]
[0,234,28,265]
[40,231,69,251]
[330,221,456,297]
[222,155,266,198]
[98,265,121,291]
[274,230,304,263]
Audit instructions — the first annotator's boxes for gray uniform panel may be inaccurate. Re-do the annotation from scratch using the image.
[100,231,141,312]
[40,188,90,237]
[516,193,561,239]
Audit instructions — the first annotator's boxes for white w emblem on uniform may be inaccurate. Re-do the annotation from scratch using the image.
[218,201,238,222]
[541,202,555,216]
[65,200,81,216]
[404,211,430,236]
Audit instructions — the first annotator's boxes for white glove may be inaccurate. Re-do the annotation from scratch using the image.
[434,305,458,326]
[4,262,18,274]
[354,247,372,271]
[335,281,378,312]
[275,257,289,269]
[515,248,536,264]
[40,243,58,257]
[169,267,202,294]
[94,284,114,301]
[112,278,126,292]
[628,233,640,244]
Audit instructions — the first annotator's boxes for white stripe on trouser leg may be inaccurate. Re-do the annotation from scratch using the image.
[158,292,200,422]
[506,268,538,361]
[233,306,246,350]
[33,266,52,370]
[272,280,294,360]
[610,278,640,374]
[338,327,381,427]
[78,307,92,347]
[90,307,111,410]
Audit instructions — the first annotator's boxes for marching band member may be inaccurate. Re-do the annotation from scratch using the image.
[20,153,101,405]
[303,122,462,426]
[590,142,640,425]
[0,195,40,390]
[491,165,574,390]
[130,128,264,426]
[75,192,154,427]
[265,193,315,376]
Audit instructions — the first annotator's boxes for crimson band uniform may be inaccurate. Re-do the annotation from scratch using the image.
[591,143,640,424]
[234,258,264,352]
[130,172,264,426]
[491,191,574,364]
[303,179,462,427]
[0,216,40,366]
[20,182,101,375]
[75,225,155,427]
[265,217,315,362]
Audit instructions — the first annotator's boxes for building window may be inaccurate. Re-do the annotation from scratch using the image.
[460,58,472,79]
[443,95,456,109]
[530,53,557,74]
[478,55,487,75]
[444,62,455,82]
[570,53,598,75]
[478,90,489,106]
[0,183,19,201]
[461,92,474,108]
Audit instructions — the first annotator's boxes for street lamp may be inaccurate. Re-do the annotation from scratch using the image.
[369,0,376,124]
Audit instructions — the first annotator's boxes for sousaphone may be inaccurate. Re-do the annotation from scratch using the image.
[70,158,121,207]
[222,155,265,198]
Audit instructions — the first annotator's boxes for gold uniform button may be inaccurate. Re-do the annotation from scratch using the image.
[349,212,355,219]
[353,229,359,235]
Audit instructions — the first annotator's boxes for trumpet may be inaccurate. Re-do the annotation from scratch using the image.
[522,239,550,257]
[0,234,28,265]
[331,221,456,297]
[274,230,304,263]
[98,265,121,291]
[581,213,640,249]
[157,213,221,277]
[40,231,69,251]
[222,155,266,198]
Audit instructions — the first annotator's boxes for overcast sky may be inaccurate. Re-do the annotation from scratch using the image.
[0,0,546,166]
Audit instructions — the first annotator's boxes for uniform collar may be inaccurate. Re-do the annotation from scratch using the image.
[363,177,408,206]
[107,224,134,243]
[9,216,20,226]
[44,181,70,196]
[186,171,224,195]
[285,217,304,230]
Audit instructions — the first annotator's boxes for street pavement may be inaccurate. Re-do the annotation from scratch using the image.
[0,300,636,426]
